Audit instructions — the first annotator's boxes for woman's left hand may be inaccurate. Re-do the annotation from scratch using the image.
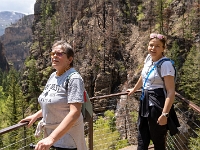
[34,136,55,150]
[157,115,167,125]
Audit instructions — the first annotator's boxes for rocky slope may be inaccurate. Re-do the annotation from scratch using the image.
[28,0,200,100]
[0,0,197,145]
[0,41,9,72]
[19,0,199,144]
[0,11,25,36]
[0,14,34,70]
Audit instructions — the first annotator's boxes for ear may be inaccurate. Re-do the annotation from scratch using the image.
[68,56,73,63]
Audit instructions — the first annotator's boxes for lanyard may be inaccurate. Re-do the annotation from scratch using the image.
[140,63,157,100]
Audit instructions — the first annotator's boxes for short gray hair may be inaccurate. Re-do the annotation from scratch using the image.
[52,40,74,67]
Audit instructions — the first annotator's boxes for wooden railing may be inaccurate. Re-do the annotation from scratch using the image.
[0,91,200,150]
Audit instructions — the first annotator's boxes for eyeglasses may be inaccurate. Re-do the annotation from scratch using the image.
[150,33,165,40]
[50,51,66,57]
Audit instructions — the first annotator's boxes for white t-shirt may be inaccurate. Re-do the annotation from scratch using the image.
[141,54,175,90]
[141,54,175,106]
[38,68,87,149]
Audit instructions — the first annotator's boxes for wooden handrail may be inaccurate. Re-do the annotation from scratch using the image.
[0,118,42,135]
[90,91,129,100]
[0,122,28,135]
[175,92,200,114]
[89,90,141,101]
[0,91,199,135]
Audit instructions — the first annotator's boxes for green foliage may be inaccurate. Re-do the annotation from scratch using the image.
[43,66,53,77]
[31,41,39,51]
[45,0,53,16]
[3,69,25,124]
[123,0,131,18]
[165,0,173,6]
[1,71,8,94]
[155,0,164,33]
[25,59,36,68]
[93,110,129,150]
[26,59,41,110]
[189,128,200,150]
[0,86,6,128]
[166,41,182,88]
[166,136,176,149]
[167,41,180,69]
[137,5,145,21]
[0,68,29,149]
[130,111,138,123]
[0,68,38,149]
[117,61,126,72]
[0,86,6,101]
[104,110,116,132]
[179,45,200,106]
[115,139,129,149]
[0,69,3,86]
[40,0,56,48]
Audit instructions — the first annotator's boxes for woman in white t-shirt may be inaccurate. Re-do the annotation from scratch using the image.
[127,33,179,150]
[20,40,87,150]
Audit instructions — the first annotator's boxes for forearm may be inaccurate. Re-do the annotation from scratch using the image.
[132,76,143,92]
[34,110,43,119]
[163,76,175,113]
[163,91,175,113]
[48,111,80,142]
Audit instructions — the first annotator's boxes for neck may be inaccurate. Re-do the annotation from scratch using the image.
[152,55,163,62]
[56,66,71,76]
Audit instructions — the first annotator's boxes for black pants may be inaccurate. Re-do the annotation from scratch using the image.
[137,106,167,150]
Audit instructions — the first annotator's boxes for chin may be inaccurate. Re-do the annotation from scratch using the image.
[52,64,58,68]
[149,52,156,55]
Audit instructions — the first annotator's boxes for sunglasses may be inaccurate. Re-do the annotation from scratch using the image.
[150,33,165,40]
[50,51,66,57]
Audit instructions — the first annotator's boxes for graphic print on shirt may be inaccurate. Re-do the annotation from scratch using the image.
[39,83,61,103]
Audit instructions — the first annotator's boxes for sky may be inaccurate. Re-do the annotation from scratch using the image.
[0,0,36,15]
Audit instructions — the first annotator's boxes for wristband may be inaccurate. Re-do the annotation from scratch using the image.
[161,112,169,118]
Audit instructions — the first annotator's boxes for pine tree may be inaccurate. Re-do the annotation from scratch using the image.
[2,71,8,95]
[1,68,27,149]
[93,110,128,150]
[0,85,7,148]
[25,59,41,111]
[167,41,181,69]
[155,0,164,33]
[0,69,3,86]
[179,45,200,106]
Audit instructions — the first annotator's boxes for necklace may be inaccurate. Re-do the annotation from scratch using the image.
[56,66,71,76]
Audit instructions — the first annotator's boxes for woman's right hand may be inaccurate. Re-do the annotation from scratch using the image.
[19,114,38,128]
[126,88,135,96]
[127,76,143,96]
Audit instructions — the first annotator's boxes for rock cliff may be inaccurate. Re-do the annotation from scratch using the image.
[4,0,198,144]
[0,14,34,70]
[0,11,25,36]
[0,41,9,72]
